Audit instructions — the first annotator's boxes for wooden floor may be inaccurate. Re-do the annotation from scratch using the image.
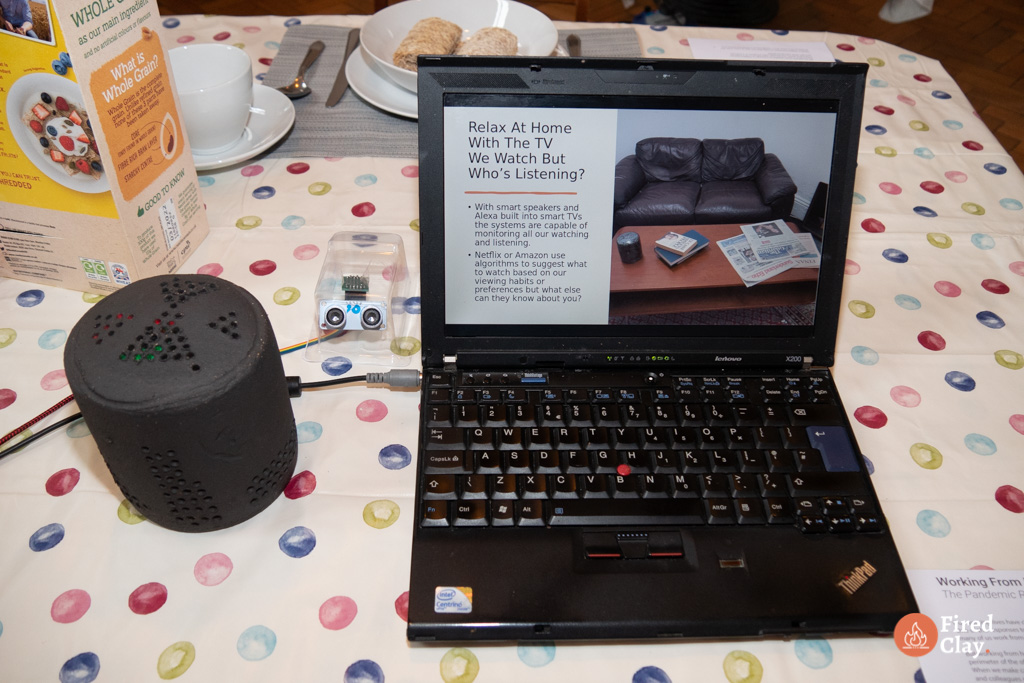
[155,0,1024,170]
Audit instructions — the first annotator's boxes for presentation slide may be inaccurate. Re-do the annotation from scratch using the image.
[443,106,617,326]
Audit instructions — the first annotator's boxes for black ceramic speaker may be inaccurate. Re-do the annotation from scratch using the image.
[64,274,297,532]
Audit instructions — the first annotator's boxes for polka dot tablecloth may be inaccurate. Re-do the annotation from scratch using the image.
[1,14,1022,682]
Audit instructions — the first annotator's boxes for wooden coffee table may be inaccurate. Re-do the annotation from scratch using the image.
[609,223,818,317]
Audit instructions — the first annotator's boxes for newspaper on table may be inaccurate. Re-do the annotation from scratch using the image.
[740,219,807,262]
[718,220,821,287]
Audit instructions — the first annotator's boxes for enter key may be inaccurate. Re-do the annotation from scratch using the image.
[806,426,860,472]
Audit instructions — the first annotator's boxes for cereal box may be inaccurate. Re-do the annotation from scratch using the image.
[0,0,207,293]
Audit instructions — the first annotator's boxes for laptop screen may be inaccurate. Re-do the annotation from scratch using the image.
[418,58,867,367]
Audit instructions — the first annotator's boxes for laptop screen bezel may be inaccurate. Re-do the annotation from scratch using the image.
[417,57,867,369]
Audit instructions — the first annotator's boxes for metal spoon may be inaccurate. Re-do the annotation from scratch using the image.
[278,40,325,99]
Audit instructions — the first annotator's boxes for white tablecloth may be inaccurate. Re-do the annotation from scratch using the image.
[1,14,1022,682]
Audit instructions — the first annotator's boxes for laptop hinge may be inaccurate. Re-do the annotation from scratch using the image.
[803,356,813,370]
[443,354,458,372]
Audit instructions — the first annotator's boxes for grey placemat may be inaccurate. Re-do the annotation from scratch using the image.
[262,24,419,159]
[260,25,642,159]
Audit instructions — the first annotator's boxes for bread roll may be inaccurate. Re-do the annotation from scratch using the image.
[454,27,518,56]
[393,17,463,71]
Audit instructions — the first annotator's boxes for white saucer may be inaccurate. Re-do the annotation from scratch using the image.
[345,47,417,120]
[193,85,296,171]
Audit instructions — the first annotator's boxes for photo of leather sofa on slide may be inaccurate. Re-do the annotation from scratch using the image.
[613,137,797,231]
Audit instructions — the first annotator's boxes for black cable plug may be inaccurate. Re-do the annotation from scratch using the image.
[286,369,421,397]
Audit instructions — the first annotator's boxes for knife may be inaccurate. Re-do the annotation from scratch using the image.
[566,33,582,57]
[326,28,361,107]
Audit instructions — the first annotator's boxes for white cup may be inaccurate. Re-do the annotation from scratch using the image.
[169,44,253,155]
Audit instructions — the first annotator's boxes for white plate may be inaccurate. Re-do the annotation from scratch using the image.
[193,85,295,171]
[361,0,558,92]
[346,47,418,120]
[6,73,110,194]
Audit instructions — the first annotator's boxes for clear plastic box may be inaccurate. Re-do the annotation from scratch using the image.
[304,231,416,367]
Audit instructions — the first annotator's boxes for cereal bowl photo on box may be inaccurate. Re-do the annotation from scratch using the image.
[6,72,110,194]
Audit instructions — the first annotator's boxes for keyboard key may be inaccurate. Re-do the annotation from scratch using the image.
[651,404,678,425]
[594,404,621,426]
[491,500,515,526]
[671,474,701,498]
[460,474,487,499]
[505,450,531,473]
[536,450,562,473]
[711,451,739,472]
[581,474,609,498]
[795,448,825,472]
[481,404,507,426]
[522,475,548,499]
[797,514,828,534]
[702,473,732,498]
[423,475,456,499]
[425,428,465,449]
[653,450,680,472]
[491,475,517,499]
[427,405,452,426]
[759,472,787,496]
[427,388,450,403]
[621,450,649,472]
[855,513,883,533]
[640,474,670,498]
[475,450,502,474]
[736,499,765,524]
[789,404,842,426]
[468,427,494,448]
[806,426,861,472]
[623,404,647,425]
[739,450,766,472]
[827,514,855,533]
[517,501,545,526]
[585,427,611,448]
[731,473,760,498]
[610,475,637,498]
[453,500,488,527]
[641,427,671,449]
[548,499,704,526]
[454,405,480,426]
[682,450,709,472]
[697,427,727,448]
[425,452,468,473]
[496,428,524,449]
[567,403,592,426]
[765,497,795,524]
[555,427,583,449]
[788,472,867,497]
[552,474,578,498]
[564,450,592,473]
[706,499,737,524]
[422,502,449,527]
[540,404,565,426]
[426,372,453,389]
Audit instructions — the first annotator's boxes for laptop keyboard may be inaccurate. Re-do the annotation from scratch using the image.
[419,371,882,535]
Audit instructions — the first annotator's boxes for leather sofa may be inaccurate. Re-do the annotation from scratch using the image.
[613,137,797,231]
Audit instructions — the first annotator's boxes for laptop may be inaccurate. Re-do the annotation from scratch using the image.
[409,56,916,641]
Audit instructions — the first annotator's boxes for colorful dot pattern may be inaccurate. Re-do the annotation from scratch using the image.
[0,15,1020,681]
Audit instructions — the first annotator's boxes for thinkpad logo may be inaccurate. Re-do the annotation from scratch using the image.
[837,560,877,595]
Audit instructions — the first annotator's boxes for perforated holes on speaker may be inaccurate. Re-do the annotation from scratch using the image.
[92,312,134,345]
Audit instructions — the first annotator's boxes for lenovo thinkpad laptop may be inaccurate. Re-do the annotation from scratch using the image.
[409,56,916,641]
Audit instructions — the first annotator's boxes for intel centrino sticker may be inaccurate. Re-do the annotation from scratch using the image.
[435,586,473,614]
